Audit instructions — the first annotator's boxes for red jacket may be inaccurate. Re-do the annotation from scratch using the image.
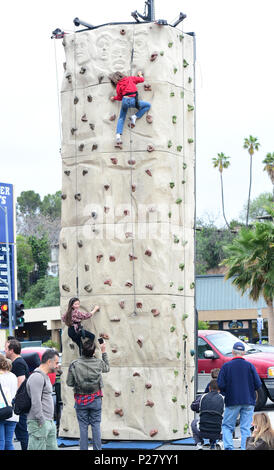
[113,76,144,101]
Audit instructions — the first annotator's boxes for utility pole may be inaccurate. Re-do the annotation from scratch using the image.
[0,205,13,336]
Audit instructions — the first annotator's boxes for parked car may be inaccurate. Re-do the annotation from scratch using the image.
[198,330,274,410]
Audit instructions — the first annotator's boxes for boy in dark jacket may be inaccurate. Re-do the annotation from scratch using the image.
[191,379,224,449]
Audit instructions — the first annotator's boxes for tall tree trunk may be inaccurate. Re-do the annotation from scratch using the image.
[266,300,274,345]
[220,172,230,230]
[246,155,253,226]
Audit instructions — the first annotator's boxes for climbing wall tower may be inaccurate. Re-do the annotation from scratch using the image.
[59,23,196,440]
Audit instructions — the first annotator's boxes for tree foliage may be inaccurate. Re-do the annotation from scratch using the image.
[23,276,60,309]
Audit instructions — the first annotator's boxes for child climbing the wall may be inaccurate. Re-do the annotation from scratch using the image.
[109,70,151,146]
[62,297,100,354]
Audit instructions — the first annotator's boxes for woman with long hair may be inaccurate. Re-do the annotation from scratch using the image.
[62,298,100,354]
[246,412,274,450]
[0,354,19,450]
[109,70,151,146]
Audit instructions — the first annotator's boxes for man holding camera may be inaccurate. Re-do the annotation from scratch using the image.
[66,338,109,450]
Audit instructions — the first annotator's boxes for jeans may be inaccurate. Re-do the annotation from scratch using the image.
[75,397,102,450]
[116,96,151,135]
[15,412,29,450]
[0,420,17,450]
[27,419,58,450]
[222,405,254,450]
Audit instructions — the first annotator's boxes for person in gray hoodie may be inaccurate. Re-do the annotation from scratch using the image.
[26,349,60,450]
[66,338,109,450]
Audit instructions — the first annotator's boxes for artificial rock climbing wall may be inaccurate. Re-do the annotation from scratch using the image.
[59,22,196,441]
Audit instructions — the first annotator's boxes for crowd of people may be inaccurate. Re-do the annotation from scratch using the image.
[1,298,274,451]
[191,341,274,450]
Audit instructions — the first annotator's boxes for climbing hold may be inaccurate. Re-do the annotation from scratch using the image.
[84,264,89,271]
[190,282,195,289]
[109,114,116,121]
[115,391,121,397]
[113,430,120,436]
[125,281,133,287]
[160,51,164,56]
[129,254,137,261]
[180,91,184,99]
[100,333,110,340]
[110,157,118,165]
[77,240,83,247]
[109,255,116,262]
[62,284,70,292]
[61,194,67,200]
[104,184,110,191]
[64,170,70,176]
[188,77,192,83]
[74,97,79,104]
[146,114,153,124]
[181,404,186,410]
[173,429,178,433]
[120,29,126,35]
[66,74,72,83]
[71,128,77,135]
[137,337,143,348]
[91,211,97,219]
[145,169,152,176]
[145,400,154,408]
[181,179,186,184]
[82,169,88,176]
[92,144,98,151]
[110,317,121,322]
[168,140,172,148]
[123,210,130,216]
[188,138,194,143]
[151,309,160,317]
[170,92,175,97]
[78,144,84,151]
[104,279,112,286]
[84,284,92,293]
[131,184,136,192]
[174,370,179,377]
[170,326,176,333]
[173,235,179,244]
[125,232,133,238]
[144,84,152,91]
[80,66,86,74]
[150,430,158,437]
[178,286,184,291]
[172,396,177,403]
[104,206,110,213]
[96,254,103,263]
[173,67,178,74]
[147,145,154,152]
[89,123,95,130]
[183,59,189,68]
[184,424,189,434]
[150,52,158,62]
[136,302,142,309]
[169,182,175,188]
[62,242,67,249]
[179,263,185,271]
[171,303,176,309]
[183,163,187,169]
[176,198,182,204]
[145,249,152,257]
[115,408,124,417]
[115,142,123,149]
[119,300,125,309]
[145,284,153,291]
[128,159,136,165]
[145,383,152,389]
[74,193,81,201]
[182,314,189,321]
[177,145,182,152]
[187,104,194,112]
[177,352,181,359]
[87,95,93,102]
[172,115,177,124]
[168,42,173,48]
[81,114,88,122]
[133,372,140,377]
[183,334,188,340]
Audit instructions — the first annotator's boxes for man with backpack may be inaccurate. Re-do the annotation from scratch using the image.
[5,337,30,450]
[26,349,60,450]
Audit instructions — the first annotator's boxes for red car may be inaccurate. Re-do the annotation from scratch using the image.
[198,330,274,410]
[21,347,57,385]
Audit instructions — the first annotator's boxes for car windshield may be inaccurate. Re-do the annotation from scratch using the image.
[205,332,256,356]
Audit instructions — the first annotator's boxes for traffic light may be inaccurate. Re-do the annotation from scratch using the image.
[0,302,9,328]
[14,300,24,327]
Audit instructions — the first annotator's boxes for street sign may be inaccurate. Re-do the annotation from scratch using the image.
[0,244,15,328]
[0,183,14,244]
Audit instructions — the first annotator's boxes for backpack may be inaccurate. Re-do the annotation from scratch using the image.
[12,370,46,415]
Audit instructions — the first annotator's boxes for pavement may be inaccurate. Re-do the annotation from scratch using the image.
[11,400,274,452]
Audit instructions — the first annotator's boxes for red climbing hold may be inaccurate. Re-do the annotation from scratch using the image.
[104,279,112,286]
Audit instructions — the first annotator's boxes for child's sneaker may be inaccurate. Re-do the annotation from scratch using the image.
[128,115,137,128]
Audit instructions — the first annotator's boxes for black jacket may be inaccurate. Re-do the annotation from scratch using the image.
[191,391,224,439]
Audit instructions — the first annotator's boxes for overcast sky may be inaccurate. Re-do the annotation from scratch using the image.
[1,0,273,226]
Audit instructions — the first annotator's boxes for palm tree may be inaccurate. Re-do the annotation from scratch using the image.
[262,152,274,199]
[243,136,260,227]
[212,152,231,230]
[221,210,274,343]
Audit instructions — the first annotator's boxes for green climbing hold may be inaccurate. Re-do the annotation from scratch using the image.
[177,352,181,359]
[184,424,189,434]
[183,334,188,340]
[181,404,186,410]
[173,429,178,433]
[173,235,180,244]
[179,263,185,271]
[160,51,164,56]
[169,182,175,188]
[170,326,176,333]
[181,179,186,184]
[182,314,188,321]
[183,59,189,68]
[168,212,172,218]
[173,67,178,74]
[188,138,194,143]
[190,282,195,289]
[168,140,172,148]
[187,104,194,112]
[176,198,182,204]
[171,304,176,309]
[180,91,184,99]
[170,92,175,97]
[174,370,179,377]
[178,286,184,291]
[172,115,177,124]
[172,396,177,403]
[177,145,182,152]
[183,163,187,169]
[168,42,173,48]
